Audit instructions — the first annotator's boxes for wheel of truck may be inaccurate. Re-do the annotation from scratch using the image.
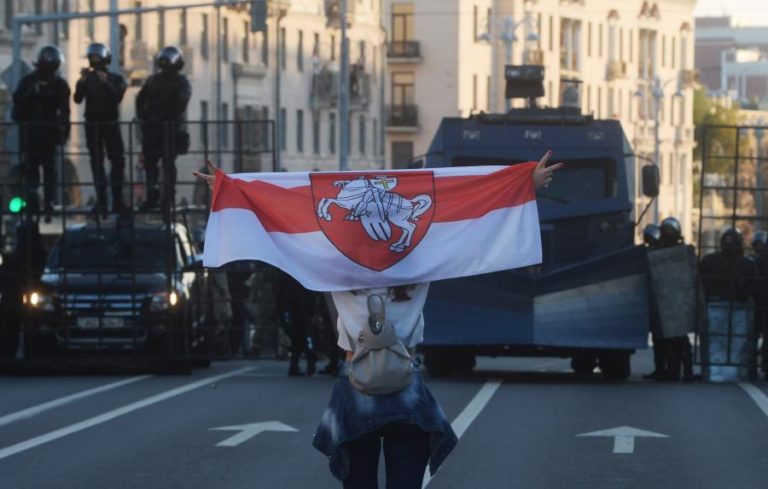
[598,350,632,381]
[424,348,475,378]
[571,352,598,374]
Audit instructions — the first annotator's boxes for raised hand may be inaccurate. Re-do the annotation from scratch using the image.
[193,159,219,191]
[533,151,564,189]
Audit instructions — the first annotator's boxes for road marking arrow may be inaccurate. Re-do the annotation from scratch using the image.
[576,426,669,454]
[210,421,298,447]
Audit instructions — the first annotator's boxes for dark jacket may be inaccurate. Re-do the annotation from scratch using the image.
[12,71,71,145]
[699,251,758,303]
[135,72,191,124]
[74,68,127,121]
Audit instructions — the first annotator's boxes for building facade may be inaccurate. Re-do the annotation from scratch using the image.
[0,0,386,206]
[384,0,697,241]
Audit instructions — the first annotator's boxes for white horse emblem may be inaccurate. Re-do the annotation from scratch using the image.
[316,176,433,253]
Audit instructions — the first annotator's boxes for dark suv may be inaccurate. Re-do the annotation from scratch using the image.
[24,220,213,360]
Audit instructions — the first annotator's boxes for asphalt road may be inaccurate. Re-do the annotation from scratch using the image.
[2,351,768,489]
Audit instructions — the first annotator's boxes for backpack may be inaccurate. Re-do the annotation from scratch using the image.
[346,294,418,395]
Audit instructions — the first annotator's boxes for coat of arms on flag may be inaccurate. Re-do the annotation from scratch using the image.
[311,172,436,271]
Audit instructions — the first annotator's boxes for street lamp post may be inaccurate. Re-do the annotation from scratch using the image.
[480,4,538,113]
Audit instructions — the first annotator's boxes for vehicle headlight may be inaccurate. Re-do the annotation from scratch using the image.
[25,291,55,311]
[150,291,179,311]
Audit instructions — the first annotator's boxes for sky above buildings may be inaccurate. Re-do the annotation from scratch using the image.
[695,0,768,26]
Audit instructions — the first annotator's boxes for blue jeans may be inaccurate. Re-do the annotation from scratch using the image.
[343,423,430,489]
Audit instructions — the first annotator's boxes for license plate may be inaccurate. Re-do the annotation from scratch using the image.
[77,317,124,329]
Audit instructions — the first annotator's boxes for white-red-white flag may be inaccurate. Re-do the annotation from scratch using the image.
[203,163,542,291]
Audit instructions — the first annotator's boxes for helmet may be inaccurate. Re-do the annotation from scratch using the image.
[720,227,744,253]
[643,224,661,248]
[86,43,111,68]
[752,230,768,254]
[155,46,184,73]
[660,217,682,246]
[35,45,64,74]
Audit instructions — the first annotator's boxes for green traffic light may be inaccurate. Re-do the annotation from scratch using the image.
[8,196,26,213]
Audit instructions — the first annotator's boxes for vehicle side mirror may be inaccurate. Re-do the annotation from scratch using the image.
[642,165,659,198]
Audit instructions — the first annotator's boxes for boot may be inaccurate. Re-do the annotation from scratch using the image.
[139,189,160,212]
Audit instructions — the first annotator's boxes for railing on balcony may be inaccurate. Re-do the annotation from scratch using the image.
[311,69,340,110]
[350,65,371,109]
[606,60,627,81]
[387,104,418,127]
[387,41,421,59]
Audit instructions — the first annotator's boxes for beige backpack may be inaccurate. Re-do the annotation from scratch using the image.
[346,294,418,395]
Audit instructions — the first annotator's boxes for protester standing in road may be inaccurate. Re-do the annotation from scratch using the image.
[194,151,562,488]
[74,43,128,216]
[136,46,191,211]
[12,46,70,222]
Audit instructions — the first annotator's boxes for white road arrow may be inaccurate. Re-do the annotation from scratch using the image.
[210,421,298,447]
[576,426,669,454]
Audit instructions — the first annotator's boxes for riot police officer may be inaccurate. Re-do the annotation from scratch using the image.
[750,231,768,379]
[699,228,758,303]
[11,46,70,222]
[135,46,192,211]
[642,224,668,380]
[74,43,128,215]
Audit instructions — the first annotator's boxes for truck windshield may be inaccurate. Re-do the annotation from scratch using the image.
[451,156,617,203]
[47,228,171,271]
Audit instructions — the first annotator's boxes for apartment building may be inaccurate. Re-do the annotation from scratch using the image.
[384,0,697,241]
[0,0,386,205]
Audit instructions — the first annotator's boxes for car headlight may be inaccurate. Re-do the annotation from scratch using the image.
[150,291,179,311]
[25,291,55,312]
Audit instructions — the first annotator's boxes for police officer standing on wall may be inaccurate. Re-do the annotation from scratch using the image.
[74,43,128,216]
[135,46,192,212]
[750,231,768,380]
[11,46,70,222]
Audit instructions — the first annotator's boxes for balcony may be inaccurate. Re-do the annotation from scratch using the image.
[325,0,354,28]
[387,41,421,63]
[311,69,340,110]
[386,105,419,132]
[606,60,627,81]
[350,65,371,109]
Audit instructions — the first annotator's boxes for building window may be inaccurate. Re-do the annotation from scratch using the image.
[392,141,414,169]
[296,109,304,153]
[359,115,366,154]
[179,9,188,45]
[329,112,336,154]
[661,35,666,67]
[313,32,320,57]
[200,100,209,148]
[222,103,229,148]
[392,72,415,107]
[223,18,229,62]
[473,5,479,41]
[279,108,287,151]
[638,29,657,78]
[487,75,492,111]
[57,0,71,40]
[242,21,250,63]
[619,28,624,61]
[587,22,592,57]
[671,36,677,69]
[331,34,336,61]
[261,28,269,66]
[597,86,602,118]
[134,1,143,41]
[201,14,209,60]
[373,118,378,156]
[629,29,633,63]
[86,0,95,38]
[280,27,286,69]
[158,8,165,48]
[297,30,304,71]
[548,16,553,51]
[560,19,581,71]
[472,74,478,110]
[312,112,320,154]
[391,3,415,55]
[598,23,603,58]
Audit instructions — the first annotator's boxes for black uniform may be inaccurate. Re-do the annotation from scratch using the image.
[74,68,128,211]
[135,71,192,209]
[276,270,318,376]
[12,71,70,214]
[751,249,768,376]
[699,252,758,303]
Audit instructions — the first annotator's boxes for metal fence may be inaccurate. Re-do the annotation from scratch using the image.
[0,119,340,370]
[696,124,768,381]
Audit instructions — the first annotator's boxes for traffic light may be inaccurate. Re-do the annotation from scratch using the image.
[8,196,26,213]
[251,0,267,32]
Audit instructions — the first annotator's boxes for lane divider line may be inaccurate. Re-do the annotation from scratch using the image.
[0,366,256,461]
[738,382,768,419]
[0,375,153,428]
[423,380,502,488]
